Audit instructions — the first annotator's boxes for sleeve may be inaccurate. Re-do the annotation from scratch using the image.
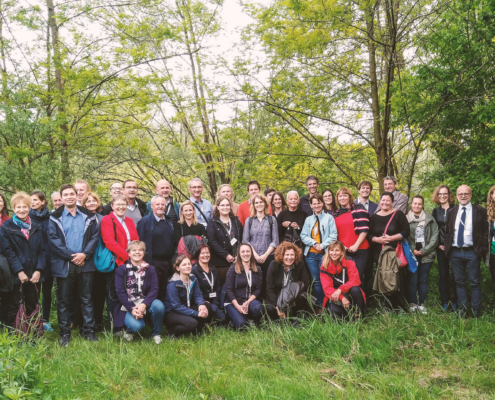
[395,193,409,214]
[299,261,311,290]
[165,282,198,317]
[114,266,136,312]
[173,223,182,248]
[300,218,315,247]
[236,218,243,243]
[320,268,337,300]
[192,279,206,306]
[265,261,278,307]
[398,212,411,239]
[0,229,24,275]
[243,218,252,245]
[338,261,361,295]
[136,218,146,242]
[207,222,230,261]
[35,232,46,273]
[268,216,279,249]
[48,219,74,261]
[143,266,158,307]
[127,219,139,241]
[82,220,100,257]
[352,208,370,235]
[367,215,379,244]
[225,265,237,302]
[321,215,338,249]
[101,216,128,263]
[422,219,439,257]
[252,268,262,299]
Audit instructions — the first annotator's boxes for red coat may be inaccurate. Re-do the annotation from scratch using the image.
[320,257,365,308]
[101,212,139,266]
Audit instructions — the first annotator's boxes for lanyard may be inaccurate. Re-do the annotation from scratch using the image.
[203,271,214,292]
[185,279,191,308]
[246,270,252,297]
[283,268,292,286]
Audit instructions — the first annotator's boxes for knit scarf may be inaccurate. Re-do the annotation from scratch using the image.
[30,208,49,218]
[13,215,31,240]
[125,261,149,302]
[406,210,426,227]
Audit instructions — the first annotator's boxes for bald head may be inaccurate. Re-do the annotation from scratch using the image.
[155,179,171,200]
[456,185,472,206]
[287,191,300,211]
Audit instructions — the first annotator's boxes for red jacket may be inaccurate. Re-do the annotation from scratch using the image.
[101,212,139,266]
[320,257,365,308]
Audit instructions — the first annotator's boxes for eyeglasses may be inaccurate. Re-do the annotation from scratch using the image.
[111,187,122,191]
[458,193,471,197]
[125,186,138,190]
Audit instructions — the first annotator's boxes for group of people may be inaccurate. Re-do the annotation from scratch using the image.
[0,174,492,347]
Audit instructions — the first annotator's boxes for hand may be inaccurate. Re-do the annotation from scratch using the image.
[257,255,266,264]
[290,222,299,229]
[348,244,359,253]
[331,289,341,302]
[18,271,28,283]
[314,243,322,252]
[137,303,147,315]
[413,250,423,256]
[226,255,235,263]
[71,253,87,266]
[235,303,247,314]
[276,307,286,319]
[373,236,388,245]
[198,304,208,318]
[282,221,291,228]
[131,306,142,319]
[30,271,41,284]
[439,245,445,251]
[382,234,395,243]
[342,297,350,309]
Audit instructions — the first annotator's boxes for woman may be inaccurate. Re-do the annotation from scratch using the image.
[0,192,45,328]
[301,193,338,306]
[406,196,439,314]
[191,244,226,322]
[29,191,53,332]
[332,188,370,282]
[431,186,457,311]
[174,200,207,248]
[206,196,243,284]
[485,185,495,286]
[243,194,279,296]
[322,189,337,214]
[82,192,103,217]
[264,189,276,206]
[225,243,267,329]
[266,242,311,318]
[164,255,213,337]
[277,191,306,249]
[114,241,164,344]
[0,192,10,326]
[0,192,9,226]
[271,191,287,219]
[215,184,239,216]
[368,192,410,311]
[320,240,365,319]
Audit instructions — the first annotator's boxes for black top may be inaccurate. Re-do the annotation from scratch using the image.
[225,264,262,304]
[298,194,314,217]
[277,208,307,246]
[191,263,221,306]
[265,260,311,307]
[206,217,243,268]
[173,222,206,248]
[368,211,410,261]
[431,204,455,246]
[152,219,173,260]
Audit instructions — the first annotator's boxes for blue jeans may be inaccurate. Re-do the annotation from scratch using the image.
[305,252,324,305]
[450,249,482,311]
[125,300,165,337]
[407,261,433,305]
[225,300,264,330]
[437,249,457,305]
[346,249,369,283]
[210,303,226,322]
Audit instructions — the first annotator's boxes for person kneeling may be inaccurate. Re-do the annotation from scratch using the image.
[114,241,165,344]
[320,240,366,320]
[164,255,213,337]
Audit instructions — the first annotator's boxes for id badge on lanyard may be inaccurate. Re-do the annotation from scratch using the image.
[246,270,252,297]
[203,271,216,298]
[185,279,191,308]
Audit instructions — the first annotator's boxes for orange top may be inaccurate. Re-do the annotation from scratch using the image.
[309,220,323,253]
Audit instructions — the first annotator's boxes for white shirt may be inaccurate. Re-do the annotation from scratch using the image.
[115,213,131,244]
[358,198,370,212]
[454,202,473,247]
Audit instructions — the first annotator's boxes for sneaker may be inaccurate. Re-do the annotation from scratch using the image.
[123,332,134,342]
[59,334,71,348]
[418,305,427,315]
[442,304,448,312]
[409,304,418,313]
[153,335,162,345]
[83,332,99,342]
[43,322,54,332]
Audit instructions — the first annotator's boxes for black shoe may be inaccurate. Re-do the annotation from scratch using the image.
[473,309,482,318]
[60,334,71,347]
[83,332,99,342]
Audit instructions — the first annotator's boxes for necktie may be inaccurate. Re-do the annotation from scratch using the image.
[458,207,466,247]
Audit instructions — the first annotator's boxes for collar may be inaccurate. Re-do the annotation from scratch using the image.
[64,207,80,217]
[113,212,125,223]
[459,202,472,211]
[190,197,203,204]
[153,213,166,222]
[359,198,369,206]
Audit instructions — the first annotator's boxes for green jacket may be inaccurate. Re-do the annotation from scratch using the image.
[406,211,439,264]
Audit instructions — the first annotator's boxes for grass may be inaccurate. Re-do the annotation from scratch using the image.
[9,264,495,399]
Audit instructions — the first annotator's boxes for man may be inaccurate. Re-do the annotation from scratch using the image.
[277,191,306,247]
[74,179,90,206]
[237,180,262,226]
[383,176,408,214]
[187,177,212,226]
[354,180,378,215]
[444,185,488,317]
[137,196,175,301]
[102,182,123,216]
[48,184,100,347]
[51,191,63,210]
[299,175,319,217]
[145,179,180,223]
[123,179,147,226]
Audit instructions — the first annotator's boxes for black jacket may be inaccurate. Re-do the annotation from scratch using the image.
[173,222,206,248]
[29,209,52,278]
[102,201,112,216]
[137,214,175,261]
[134,197,148,217]
[206,217,243,267]
[225,264,262,304]
[191,263,221,306]
[265,260,310,307]
[0,218,45,284]
[432,204,455,246]
[298,194,313,217]
[276,208,306,246]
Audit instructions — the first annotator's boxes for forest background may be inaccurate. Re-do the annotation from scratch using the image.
[1,0,494,205]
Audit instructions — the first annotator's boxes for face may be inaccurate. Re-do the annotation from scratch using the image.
[84,195,98,212]
[239,245,252,263]
[0,196,4,212]
[14,201,30,220]
[156,181,171,198]
[189,181,203,199]
[359,185,371,199]
[128,246,144,263]
[411,198,424,214]
[380,195,393,211]
[287,193,299,209]
[306,179,318,195]
[337,192,350,207]
[283,249,295,266]
[110,183,123,199]
[52,193,63,208]
[456,185,472,206]
[198,247,211,264]
[254,198,265,213]
[112,200,127,217]
[123,181,138,200]
[266,192,274,204]
[248,184,260,198]
[74,183,89,202]
[30,195,45,211]
[329,246,343,262]
[322,191,333,206]
[272,194,283,209]
[311,199,323,214]
[219,186,233,199]
[177,257,192,275]
[384,179,396,193]
[218,199,231,216]
[151,198,166,217]
[182,204,195,221]
[61,188,77,207]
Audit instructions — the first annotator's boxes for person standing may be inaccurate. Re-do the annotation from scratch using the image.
[174,200,207,248]
[299,175,319,217]
[271,191,287,219]
[48,184,100,346]
[277,191,306,249]
[51,191,63,210]
[237,180,262,226]
[444,185,488,318]
[123,180,147,227]
[486,185,495,286]
[0,192,10,326]
[322,189,338,214]
[137,196,175,302]
[145,180,180,223]
[431,185,457,311]
[215,184,239,216]
[354,180,378,215]
[382,176,408,214]
[187,178,212,227]
[264,189,276,206]
[102,182,123,216]
[74,179,90,206]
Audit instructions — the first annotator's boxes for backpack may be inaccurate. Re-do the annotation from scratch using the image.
[94,220,117,273]
[0,254,13,292]
[373,245,401,295]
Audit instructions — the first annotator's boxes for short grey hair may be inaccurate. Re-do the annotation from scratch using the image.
[188,177,203,187]
[51,191,60,199]
[151,195,166,205]
[383,176,397,184]
[286,190,299,199]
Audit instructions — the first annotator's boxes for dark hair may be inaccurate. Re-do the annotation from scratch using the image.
[123,179,137,189]
[357,180,373,191]
[271,191,287,211]
[212,196,234,219]
[0,192,9,217]
[432,185,455,205]
[310,193,324,204]
[305,175,319,185]
[411,195,424,207]
[194,244,210,260]
[264,188,275,196]
[60,184,76,196]
[30,191,48,211]
[173,254,190,271]
[247,180,260,191]
[380,191,395,202]
[321,189,337,212]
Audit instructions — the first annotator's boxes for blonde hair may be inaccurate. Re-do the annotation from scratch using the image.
[234,243,258,274]
[126,240,146,253]
[249,194,270,217]
[321,241,346,269]
[335,187,355,207]
[10,192,32,210]
[487,185,495,222]
[431,185,455,206]
[216,184,234,200]
[81,192,102,213]
[179,200,199,225]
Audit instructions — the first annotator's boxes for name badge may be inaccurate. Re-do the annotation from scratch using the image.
[209,292,217,298]
[230,238,237,246]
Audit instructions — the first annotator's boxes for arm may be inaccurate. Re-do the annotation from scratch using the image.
[243,219,251,245]
[47,220,74,261]
[81,220,100,258]
[265,261,278,307]
[101,217,128,262]
[250,268,262,300]
[166,282,198,317]
[114,266,136,312]
[35,233,46,273]
[321,215,338,249]
[0,230,24,275]
[206,223,230,260]
[338,262,361,295]
[267,216,279,251]
[225,266,237,303]
[320,269,338,300]
[143,266,159,307]
[192,279,206,306]
[422,219,439,257]
[300,218,316,246]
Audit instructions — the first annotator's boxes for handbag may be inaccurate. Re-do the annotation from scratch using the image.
[14,283,44,339]
[383,211,408,269]
[277,281,304,313]
[94,220,117,273]
[283,227,303,248]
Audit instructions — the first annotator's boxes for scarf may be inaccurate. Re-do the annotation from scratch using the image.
[406,210,426,226]
[30,208,49,218]
[13,215,31,240]
[125,261,149,302]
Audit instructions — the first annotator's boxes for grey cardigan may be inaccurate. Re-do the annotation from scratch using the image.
[406,211,439,264]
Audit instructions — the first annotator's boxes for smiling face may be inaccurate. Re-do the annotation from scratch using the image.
[457,185,472,206]
[287,192,299,210]
[283,248,295,266]
[254,198,265,213]
[189,181,203,200]
[359,185,371,200]
[266,192,274,204]
[384,179,396,193]
[123,181,138,201]
[218,198,231,216]
[61,188,77,208]
[156,180,171,198]
[248,184,260,199]
[84,195,98,212]
[379,195,393,212]
[74,183,89,202]
[337,192,350,208]
[437,188,450,205]
[151,197,166,218]
[239,244,252,263]
[182,204,195,221]
[306,179,318,195]
[322,191,333,207]
[219,186,233,199]
[112,199,127,218]
[14,201,30,221]
[110,183,123,199]
[311,198,323,214]
[128,246,145,264]
[198,247,211,265]
[52,193,63,208]
[272,194,283,209]
[329,245,343,262]
[176,257,192,275]
[411,198,424,215]
[30,195,45,211]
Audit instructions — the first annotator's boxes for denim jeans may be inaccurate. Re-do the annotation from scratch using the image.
[346,249,369,283]
[450,249,482,311]
[437,249,457,305]
[407,261,433,305]
[41,276,54,322]
[225,300,265,330]
[305,252,324,305]
[93,270,118,326]
[124,299,165,337]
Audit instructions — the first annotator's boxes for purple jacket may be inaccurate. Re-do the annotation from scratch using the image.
[113,261,159,329]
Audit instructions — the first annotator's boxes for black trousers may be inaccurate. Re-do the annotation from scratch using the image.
[41,277,54,322]
[56,263,95,336]
[8,282,40,327]
[259,254,275,301]
[150,259,171,303]
[93,270,118,326]
[325,286,365,319]
[0,291,12,326]
[164,303,213,337]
